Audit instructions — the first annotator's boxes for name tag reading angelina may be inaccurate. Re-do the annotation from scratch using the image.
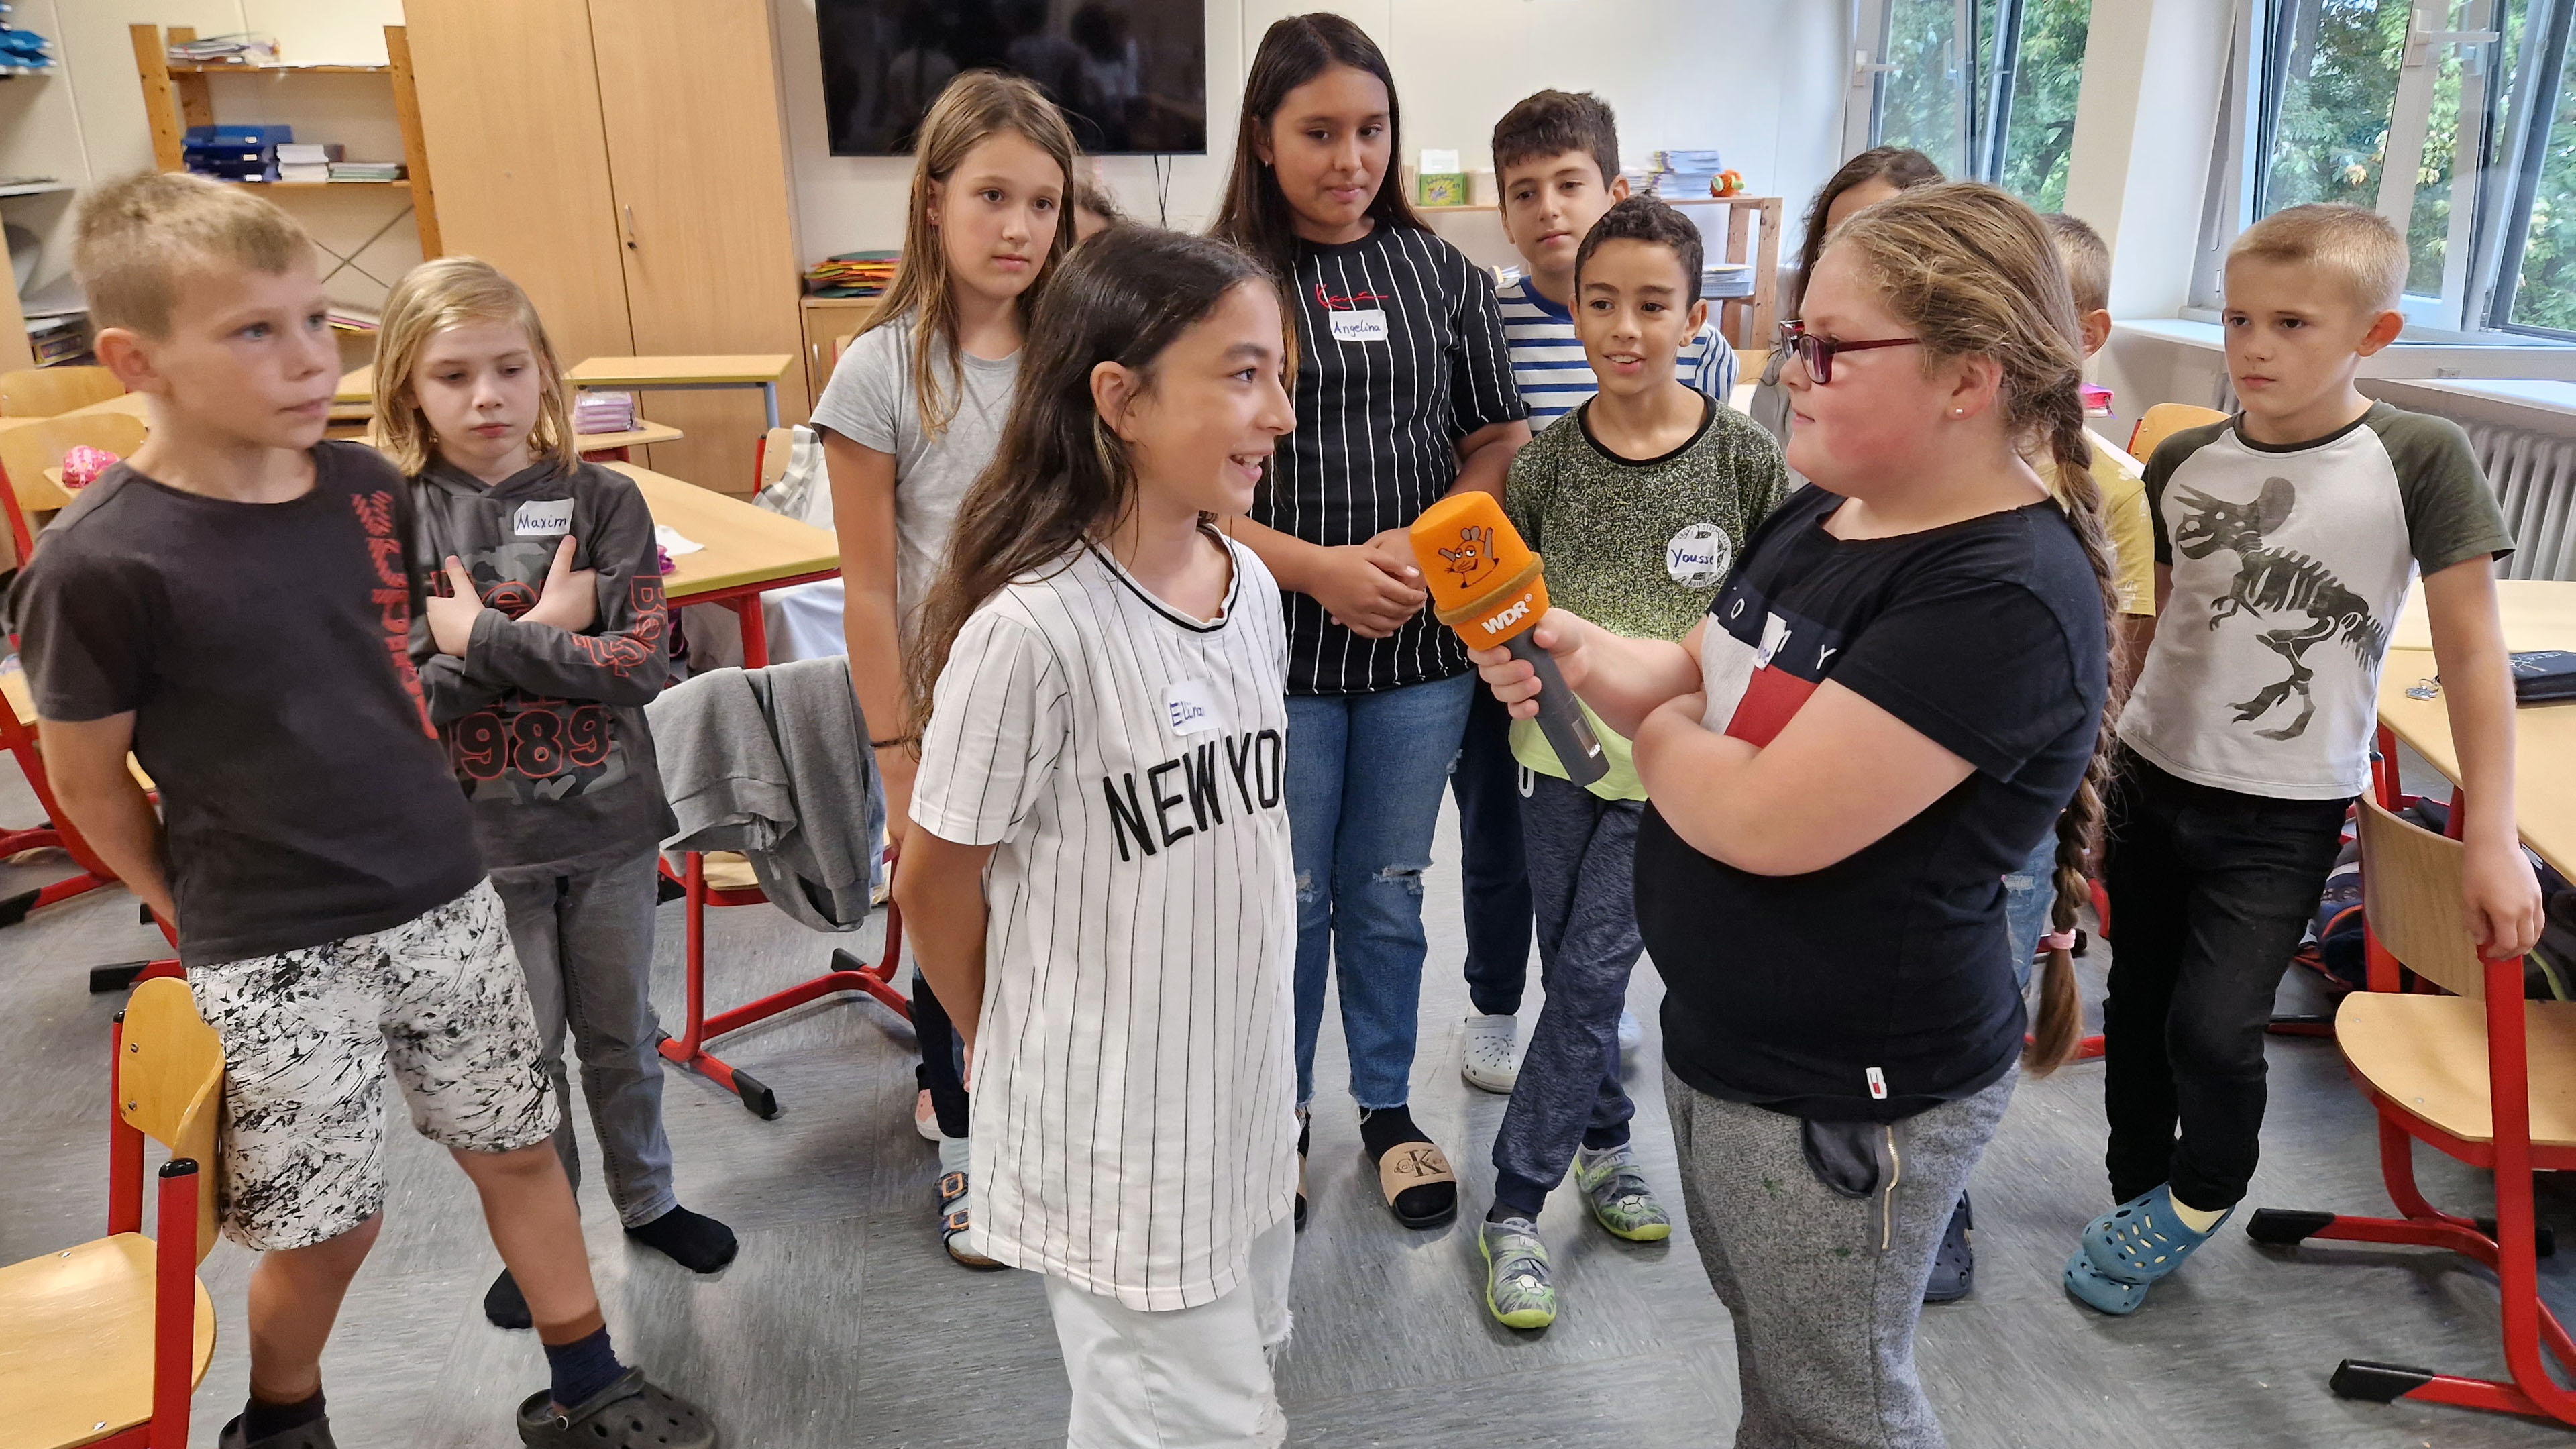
[1163,679,1224,738]
[1328,308,1389,343]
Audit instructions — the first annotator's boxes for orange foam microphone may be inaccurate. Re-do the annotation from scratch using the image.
[1410,492,1607,786]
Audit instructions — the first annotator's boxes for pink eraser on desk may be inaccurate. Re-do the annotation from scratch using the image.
[61,445,119,489]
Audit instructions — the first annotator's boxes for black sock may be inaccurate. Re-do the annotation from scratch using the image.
[1357,1104,1428,1160]
[1580,1122,1631,1153]
[241,1387,325,1442]
[1484,1203,1536,1226]
[542,1325,625,1411]
[483,1267,531,1331]
[625,1203,738,1273]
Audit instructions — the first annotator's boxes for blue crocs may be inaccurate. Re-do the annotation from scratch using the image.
[2063,1246,2149,1315]
[2082,1183,2231,1285]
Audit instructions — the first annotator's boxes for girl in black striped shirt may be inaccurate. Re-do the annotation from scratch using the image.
[1211,13,1529,1234]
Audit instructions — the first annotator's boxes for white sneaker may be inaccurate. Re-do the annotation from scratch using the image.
[1617,1007,1644,1061]
[1464,1012,1521,1093]
[914,1087,943,1142]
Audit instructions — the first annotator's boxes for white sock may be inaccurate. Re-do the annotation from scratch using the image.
[938,1134,971,1176]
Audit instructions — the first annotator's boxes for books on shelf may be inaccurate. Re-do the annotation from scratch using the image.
[276,143,343,164]
[1700,263,1754,301]
[29,313,89,366]
[166,33,278,66]
[184,123,290,183]
[329,160,404,182]
[328,303,381,335]
[804,250,898,297]
[280,164,331,183]
[1646,148,1725,199]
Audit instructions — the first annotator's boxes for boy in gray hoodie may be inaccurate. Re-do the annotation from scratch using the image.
[380,258,735,1330]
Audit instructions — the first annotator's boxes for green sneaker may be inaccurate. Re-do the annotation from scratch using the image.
[1479,1215,1556,1329]
[1574,1144,1672,1242]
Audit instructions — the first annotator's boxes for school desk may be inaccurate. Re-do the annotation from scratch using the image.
[566,354,796,431]
[607,461,838,668]
[574,419,685,462]
[2375,646,2576,882]
[2390,579,2576,656]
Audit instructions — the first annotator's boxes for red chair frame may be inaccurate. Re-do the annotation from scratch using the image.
[0,676,182,989]
[92,1005,209,1449]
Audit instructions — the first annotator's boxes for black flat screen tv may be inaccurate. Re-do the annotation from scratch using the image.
[818,0,1208,156]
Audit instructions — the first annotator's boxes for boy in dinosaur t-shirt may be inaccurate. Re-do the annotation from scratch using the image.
[2065,203,2543,1318]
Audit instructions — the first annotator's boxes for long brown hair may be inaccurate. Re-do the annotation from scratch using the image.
[373,256,577,478]
[857,70,1081,440]
[1791,146,1943,312]
[1829,181,2121,1076]
[1208,13,1426,278]
[902,229,1277,735]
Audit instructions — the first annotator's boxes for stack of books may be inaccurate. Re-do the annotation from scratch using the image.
[329,160,405,183]
[1647,149,1725,199]
[166,32,276,66]
[327,303,380,336]
[804,250,899,297]
[184,124,292,183]
[278,142,343,184]
[574,391,636,435]
[1700,262,1754,301]
[29,315,89,366]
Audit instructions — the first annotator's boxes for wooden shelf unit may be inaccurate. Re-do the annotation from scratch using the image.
[128,23,443,257]
[1425,193,1783,348]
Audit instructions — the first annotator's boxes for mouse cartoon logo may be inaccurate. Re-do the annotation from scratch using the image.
[1435,524,1494,587]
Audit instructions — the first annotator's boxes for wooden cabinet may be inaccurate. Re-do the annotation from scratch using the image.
[402,0,806,492]
[798,296,882,408]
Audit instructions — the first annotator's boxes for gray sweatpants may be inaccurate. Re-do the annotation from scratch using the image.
[489,849,678,1228]
[1664,1067,2015,1449]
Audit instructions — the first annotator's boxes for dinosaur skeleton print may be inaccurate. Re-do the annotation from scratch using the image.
[2119,404,2513,801]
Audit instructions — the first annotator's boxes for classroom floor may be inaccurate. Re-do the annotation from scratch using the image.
[9,764,2576,1448]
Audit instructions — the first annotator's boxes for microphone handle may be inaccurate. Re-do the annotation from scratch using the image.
[1503,631,1609,786]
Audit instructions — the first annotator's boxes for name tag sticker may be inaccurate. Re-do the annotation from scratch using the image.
[1666,523,1731,588]
[1328,308,1389,344]
[1163,679,1223,737]
[513,500,574,538]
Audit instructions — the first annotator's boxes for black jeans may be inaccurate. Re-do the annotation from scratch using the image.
[1453,684,1534,1016]
[912,967,970,1138]
[2102,749,2349,1210]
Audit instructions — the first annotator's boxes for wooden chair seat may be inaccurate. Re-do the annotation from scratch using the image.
[2338,991,2576,1146]
[701,851,760,893]
[0,1234,215,1449]
[0,669,154,791]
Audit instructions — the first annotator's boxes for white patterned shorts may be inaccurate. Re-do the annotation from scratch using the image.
[186,880,559,1250]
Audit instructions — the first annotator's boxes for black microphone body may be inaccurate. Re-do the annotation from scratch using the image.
[1506,632,1608,786]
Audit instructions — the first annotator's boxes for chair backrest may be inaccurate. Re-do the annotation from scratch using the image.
[0,411,148,570]
[118,977,225,1259]
[2357,796,2491,998]
[0,365,125,418]
[2127,402,2230,464]
[756,426,793,495]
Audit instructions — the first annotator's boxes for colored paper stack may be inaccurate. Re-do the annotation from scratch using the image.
[1701,262,1754,300]
[329,160,405,182]
[574,390,636,435]
[184,124,292,183]
[278,142,343,184]
[1648,148,1725,199]
[805,250,899,298]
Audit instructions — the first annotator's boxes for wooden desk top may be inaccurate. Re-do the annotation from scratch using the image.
[2391,578,2576,655]
[608,462,837,601]
[33,467,68,511]
[336,365,373,405]
[568,355,795,388]
[2377,646,2576,879]
[575,419,685,452]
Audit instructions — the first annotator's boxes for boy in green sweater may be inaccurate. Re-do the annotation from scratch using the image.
[1477,196,1790,1329]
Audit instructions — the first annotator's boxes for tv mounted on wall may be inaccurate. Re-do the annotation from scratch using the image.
[817,0,1208,156]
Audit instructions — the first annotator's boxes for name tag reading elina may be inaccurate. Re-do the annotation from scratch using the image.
[1328,309,1388,343]
[514,499,574,537]
[1163,679,1223,737]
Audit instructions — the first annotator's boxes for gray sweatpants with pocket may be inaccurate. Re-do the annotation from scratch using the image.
[1664,1066,2015,1448]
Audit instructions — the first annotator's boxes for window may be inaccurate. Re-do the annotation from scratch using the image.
[1860,0,2095,211]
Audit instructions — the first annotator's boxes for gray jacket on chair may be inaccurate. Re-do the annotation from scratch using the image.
[646,656,882,932]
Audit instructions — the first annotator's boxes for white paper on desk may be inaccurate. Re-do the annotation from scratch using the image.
[655,525,704,555]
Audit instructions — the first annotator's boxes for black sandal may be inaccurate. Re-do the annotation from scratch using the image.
[219,1416,337,1449]
[1371,1138,1458,1229]
[515,1367,715,1448]
[940,1170,1005,1270]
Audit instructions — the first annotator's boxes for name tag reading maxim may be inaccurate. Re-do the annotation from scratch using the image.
[1163,679,1224,737]
[513,499,574,537]
[1328,308,1389,343]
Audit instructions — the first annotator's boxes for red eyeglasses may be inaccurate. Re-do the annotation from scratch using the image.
[1776,320,1921,385]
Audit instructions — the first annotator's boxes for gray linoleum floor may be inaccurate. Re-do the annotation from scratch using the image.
[9,761,2576,1447]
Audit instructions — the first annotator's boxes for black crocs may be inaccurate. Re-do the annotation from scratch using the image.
[1924,1193,1974,1303]
[517,1366,717,1448]
[219,1415,337,1449]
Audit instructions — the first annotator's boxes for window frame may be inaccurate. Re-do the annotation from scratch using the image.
[1849,0,2044,189]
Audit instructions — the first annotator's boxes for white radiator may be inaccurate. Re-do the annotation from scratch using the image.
[2459,420,2576,581]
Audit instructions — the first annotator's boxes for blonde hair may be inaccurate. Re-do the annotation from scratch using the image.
[1829,181,2122,1076]
[372,256,576,477]
[2230,203,2407,315]
[857,70,1080,440]
[2042,212,2112,316]
[73,170,311,337]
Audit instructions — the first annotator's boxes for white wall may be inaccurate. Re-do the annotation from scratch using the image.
[772,0,1850,268]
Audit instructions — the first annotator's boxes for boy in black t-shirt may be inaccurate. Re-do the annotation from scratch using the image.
[16,174,714,1449]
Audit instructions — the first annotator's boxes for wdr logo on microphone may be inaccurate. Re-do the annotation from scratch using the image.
[1480,598,1532,635]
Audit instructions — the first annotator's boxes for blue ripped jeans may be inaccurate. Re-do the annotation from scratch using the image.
[1287,672,1476,1110]
[2002,838,2057,992]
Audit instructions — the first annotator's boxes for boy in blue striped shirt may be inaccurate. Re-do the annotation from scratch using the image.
[1492,91,1738,431]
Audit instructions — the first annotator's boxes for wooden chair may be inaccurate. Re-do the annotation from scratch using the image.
[0,977,222,1448]
[0,666,178,989]
[0,365,124,419]
[2247,798,2576,1426]
[2126,402,2229,464]
[0,411,147,572]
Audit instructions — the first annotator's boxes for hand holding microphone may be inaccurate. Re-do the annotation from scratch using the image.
[1409,494,1609,786]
